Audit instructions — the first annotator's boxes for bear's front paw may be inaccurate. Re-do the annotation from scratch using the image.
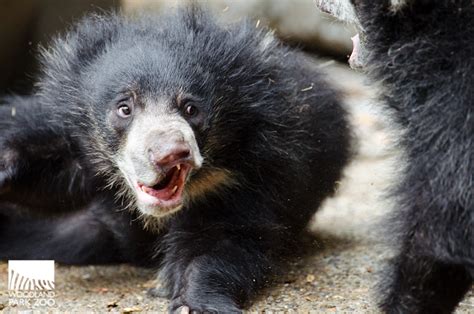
[169,295,241,314]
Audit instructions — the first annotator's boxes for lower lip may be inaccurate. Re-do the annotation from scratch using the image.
[135,184,164,205]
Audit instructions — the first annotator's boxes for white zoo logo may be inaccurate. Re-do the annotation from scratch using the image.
[8,260,55,290]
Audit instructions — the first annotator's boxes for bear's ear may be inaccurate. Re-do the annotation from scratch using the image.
[37,13,122,99]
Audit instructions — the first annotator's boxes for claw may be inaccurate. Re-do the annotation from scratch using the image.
[179,306,190,314]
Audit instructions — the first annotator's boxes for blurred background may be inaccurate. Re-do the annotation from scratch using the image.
[0,0,354,94]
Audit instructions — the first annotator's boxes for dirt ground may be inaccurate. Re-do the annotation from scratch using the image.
[0,61,472,313]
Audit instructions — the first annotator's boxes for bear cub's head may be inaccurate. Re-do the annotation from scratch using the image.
[39,10,280,219]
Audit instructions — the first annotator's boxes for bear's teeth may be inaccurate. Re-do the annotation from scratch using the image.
[172,185,178,193]
[177,164,181,171]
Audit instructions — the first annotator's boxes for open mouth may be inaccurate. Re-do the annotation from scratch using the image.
[136,163,191,210]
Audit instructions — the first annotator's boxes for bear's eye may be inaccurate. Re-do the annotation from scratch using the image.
[117,102,133,118]
[184,104,198,117]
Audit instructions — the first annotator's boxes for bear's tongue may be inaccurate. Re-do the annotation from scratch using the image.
[140,165,186,201]
[349,33,366,70]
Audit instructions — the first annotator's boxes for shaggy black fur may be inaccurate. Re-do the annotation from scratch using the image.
[0,8,351,312]
[0,96,99,214]
[351,1,473,313]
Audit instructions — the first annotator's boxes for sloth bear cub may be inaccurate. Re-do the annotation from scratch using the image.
[317,0,473,313]
[0,8,351,312]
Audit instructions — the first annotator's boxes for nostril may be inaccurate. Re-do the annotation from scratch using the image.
[161,148,190,165]
[149,146,191,168]
[176,149,190,160]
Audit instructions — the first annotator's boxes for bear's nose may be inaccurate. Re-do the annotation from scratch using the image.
[148,143,191,170]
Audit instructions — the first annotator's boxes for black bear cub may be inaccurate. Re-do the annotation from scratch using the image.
[316,0,473,313]
[0,8,351,312]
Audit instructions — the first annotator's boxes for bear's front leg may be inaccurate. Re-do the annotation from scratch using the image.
[158,218,289,313]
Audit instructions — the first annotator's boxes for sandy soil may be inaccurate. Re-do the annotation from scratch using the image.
[0,61,472,313]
